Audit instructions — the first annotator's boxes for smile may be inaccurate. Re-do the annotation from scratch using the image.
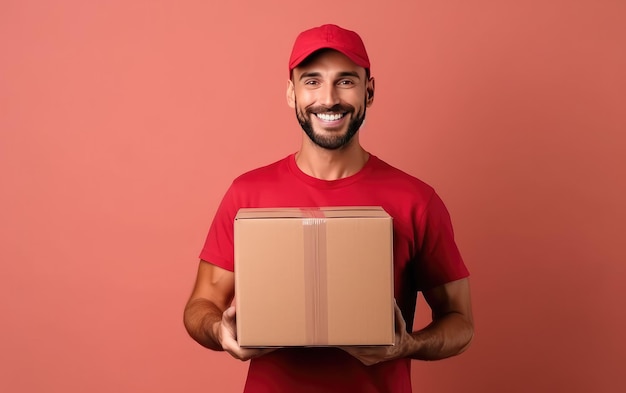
[315,112,345,122]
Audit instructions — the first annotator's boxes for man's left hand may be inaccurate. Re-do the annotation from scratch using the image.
[339,301,412,366]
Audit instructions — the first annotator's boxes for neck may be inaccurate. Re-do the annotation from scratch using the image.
[295,137,369,180]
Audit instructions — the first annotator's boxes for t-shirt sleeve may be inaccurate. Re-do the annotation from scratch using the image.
[415,192,469,291]
[198,183,239,272]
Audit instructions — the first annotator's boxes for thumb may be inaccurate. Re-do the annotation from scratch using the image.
[223,306,236,322]
[394,301,407,333]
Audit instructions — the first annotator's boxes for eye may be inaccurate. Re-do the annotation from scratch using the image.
[337,79,357,88]
[304,79,320,86]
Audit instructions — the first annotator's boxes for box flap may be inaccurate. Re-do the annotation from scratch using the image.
[235,206,389,220]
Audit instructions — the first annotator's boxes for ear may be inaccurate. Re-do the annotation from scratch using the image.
[286,80,295,108]
[366,77,375,107]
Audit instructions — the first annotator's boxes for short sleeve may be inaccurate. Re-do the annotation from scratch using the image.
[198,183,239,271]
[414,192,469,290]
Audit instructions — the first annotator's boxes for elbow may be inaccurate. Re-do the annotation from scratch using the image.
[456,318,474,355]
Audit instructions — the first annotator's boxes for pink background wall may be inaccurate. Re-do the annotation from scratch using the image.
[1,1,624,392]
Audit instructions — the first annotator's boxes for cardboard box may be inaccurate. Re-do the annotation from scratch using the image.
[234,207,394,347]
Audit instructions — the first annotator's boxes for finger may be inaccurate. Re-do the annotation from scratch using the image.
[232,346,276,362]
[220,325,239,351]
[221,334,253,361]
[222,306,236,323]
[221,306,238,339]
[393,303,407,332]
[253,347,277,357]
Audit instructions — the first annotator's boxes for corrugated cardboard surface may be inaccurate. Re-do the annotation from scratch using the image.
[234,207,394,347]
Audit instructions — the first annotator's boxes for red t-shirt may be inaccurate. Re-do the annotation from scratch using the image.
[200,154,469,393]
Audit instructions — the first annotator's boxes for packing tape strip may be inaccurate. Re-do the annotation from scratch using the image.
[301,208,328,345]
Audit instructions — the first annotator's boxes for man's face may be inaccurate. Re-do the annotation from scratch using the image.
[288,50,374,150]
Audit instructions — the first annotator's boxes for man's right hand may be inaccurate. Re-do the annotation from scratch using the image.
[218,306,276,361]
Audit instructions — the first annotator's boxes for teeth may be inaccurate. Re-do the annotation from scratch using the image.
[316,113,344,122]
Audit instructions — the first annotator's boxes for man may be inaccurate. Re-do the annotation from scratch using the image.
[184,24,473,393]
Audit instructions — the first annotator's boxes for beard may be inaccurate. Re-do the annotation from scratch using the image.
[295,99,367,150]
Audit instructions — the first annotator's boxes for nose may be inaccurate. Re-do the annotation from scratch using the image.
[319,83,340,108]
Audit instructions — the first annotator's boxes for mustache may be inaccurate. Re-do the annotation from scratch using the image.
[305,104,355,114]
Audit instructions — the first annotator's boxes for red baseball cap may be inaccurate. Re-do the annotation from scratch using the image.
[288,24,370,74]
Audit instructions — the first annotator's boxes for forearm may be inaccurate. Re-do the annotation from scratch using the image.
[183,298,224,351]
[408,311,474,360]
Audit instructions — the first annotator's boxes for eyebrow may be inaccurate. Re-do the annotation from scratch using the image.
[299,71,362,81]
